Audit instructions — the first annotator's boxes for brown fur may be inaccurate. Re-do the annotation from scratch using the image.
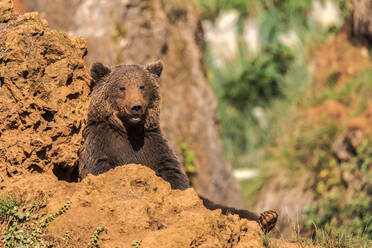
[78,61,277,232]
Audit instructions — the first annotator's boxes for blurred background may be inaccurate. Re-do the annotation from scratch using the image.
[14,0,371,243]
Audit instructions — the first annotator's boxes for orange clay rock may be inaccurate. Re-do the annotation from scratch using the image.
[0,3,92,182]
[0,164,298,248]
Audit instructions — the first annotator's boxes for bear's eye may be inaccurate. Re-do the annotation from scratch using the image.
[139,85,145,90]
[119,87,126,91]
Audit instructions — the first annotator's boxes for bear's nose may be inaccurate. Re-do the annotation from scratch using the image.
[131,104,143,114]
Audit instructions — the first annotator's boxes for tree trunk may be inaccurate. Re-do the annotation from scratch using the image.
[350,0,372,47]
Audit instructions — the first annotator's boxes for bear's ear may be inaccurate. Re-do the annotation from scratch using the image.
[145,60,163,77]
[90,62,111,82]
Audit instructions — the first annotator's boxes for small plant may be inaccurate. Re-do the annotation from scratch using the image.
[131,240,142,248]
[180,141,197,183]
[88,226,107,248]
[299,225,372,248]
[325,71,341,88]
[0,196,38,247]
[40,200,71,228]
[261,232,270,247]
[212,43,293,112]
[260,232,278,248]
[63,231,71,247]
[0,196,22,220]
[0,196,72,247]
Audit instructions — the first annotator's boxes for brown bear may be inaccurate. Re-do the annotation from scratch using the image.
[78,61,278,232]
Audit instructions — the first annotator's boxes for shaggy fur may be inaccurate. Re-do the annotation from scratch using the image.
[78,61,277,232]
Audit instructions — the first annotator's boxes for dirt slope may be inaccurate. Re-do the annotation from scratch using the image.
[0,0,92,182]
[1,164,283,248]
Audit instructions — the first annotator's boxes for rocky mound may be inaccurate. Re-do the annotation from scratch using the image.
[1,164,296,248]
[0,0,91,182]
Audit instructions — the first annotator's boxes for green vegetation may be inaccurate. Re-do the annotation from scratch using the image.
[300,225,371,248]
[198,0,346,166]
[180,141,197,183]
[40,200,71,228]
[260,232,279,248]
[274,72,372,243]
[63,231,71,247]
[310,71,372,107]
[197,0,250,20]
[199,0,345,168]
[208,42,294,167]
[213,44,293,111]
[131,240,142,248]
[88,226,107,248]
[198,0,371,245]
[240,169,270,204]
[0,196,71,247]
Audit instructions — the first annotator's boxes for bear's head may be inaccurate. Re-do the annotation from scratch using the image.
[88,61,163,131]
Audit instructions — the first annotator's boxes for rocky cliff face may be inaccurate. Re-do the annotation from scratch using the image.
[18,0,244,207]
[0,0,91,182]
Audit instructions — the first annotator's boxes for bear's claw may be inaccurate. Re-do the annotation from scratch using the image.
[259,210,278,233]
